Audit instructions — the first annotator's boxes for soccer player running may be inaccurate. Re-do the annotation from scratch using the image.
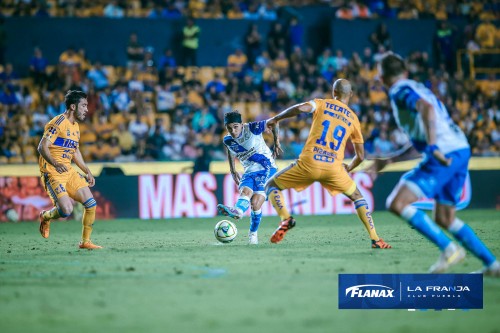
[264,79,392,249]
[376,53,499,275]
[217,111,285,244]
[38,90,102,250]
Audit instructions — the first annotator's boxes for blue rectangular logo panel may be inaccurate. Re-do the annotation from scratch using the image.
[339,274,483,310]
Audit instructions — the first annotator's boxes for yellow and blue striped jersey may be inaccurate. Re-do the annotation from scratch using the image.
[39,114,80,173]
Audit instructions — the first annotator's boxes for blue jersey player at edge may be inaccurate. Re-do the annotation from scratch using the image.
[217,111,285,245]
[376,53,499,276]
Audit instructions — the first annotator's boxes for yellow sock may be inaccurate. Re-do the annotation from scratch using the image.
[43,207,61,220]
[354,198,379,241]
[268,188,291,220]
[81,198,97,242]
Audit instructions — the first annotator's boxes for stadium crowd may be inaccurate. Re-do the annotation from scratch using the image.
[0,6,499,165]
[0,0,498,20]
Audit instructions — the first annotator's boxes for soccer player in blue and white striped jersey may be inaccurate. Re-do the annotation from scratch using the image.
[377,53,499,276]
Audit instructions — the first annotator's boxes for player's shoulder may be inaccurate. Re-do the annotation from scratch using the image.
[389,79,420,97]
[48,114,67,127]
[223,134,233,145]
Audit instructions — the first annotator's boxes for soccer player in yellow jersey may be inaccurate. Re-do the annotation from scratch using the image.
[265,79,391,248]
[37,90,102,249]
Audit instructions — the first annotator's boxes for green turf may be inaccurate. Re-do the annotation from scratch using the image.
[1,210,499,333]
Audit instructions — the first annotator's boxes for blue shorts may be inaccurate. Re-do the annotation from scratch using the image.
[239,168,277,197]
[402,148,470,205]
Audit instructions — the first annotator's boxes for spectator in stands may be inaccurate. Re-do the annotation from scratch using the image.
[162,2,183,19]
[192,107,217,133]
[103,0,124,18]
[336,2,354,20]
[156,82,176,114]
[146,125,167,160]
[182,18,200,66]
[29,47,48,87]
[129,116,149,141]
[475,18,497,49]
[333,49,348,71]
[148,4,163,18]
[112,123,135,156]
[245,23,262,66]
[0,63,19,88]
[87,62,109,90]
[317,48,335,73]
[353,0,372,19]
[227,48,248,75]
[126,33,144,68]
[435,21,455,72]
[258,1,278,20]
[288,17,304,49]
[267,22,286,59]
[397,4,418,19]
[369,23,391,51]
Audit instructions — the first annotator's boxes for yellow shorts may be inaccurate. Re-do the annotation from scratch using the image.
[41,169,89,205]
[273,160,356,196]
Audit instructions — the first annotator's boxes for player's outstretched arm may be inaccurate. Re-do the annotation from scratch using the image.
[73,147,95,187]
[266,102,313,129]
[344,143,365,173]
[365,144,420,177]
[37,137,68,174]
[270,122,283,158]
[226,147,240,185]
[416,99,452,166]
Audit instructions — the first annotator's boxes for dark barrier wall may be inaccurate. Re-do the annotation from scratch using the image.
[6,15,490,76]
[1,170,497,221]
[4,18,273,74]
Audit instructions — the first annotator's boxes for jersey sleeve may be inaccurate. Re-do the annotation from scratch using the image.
[42,122,61,144]
[305,99,317,113]
[248,120,266,135]
[391,85,421,112]
[350,117,364,144]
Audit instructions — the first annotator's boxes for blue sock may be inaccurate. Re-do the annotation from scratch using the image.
[401,206,452,250]
[449,218,496,266]
[250,209,262,232]
[235,196,250,213]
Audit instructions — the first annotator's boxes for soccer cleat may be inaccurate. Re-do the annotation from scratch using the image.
[472,261,500,277]
[217,204,243,220]
[270,216,296,244]
[39,211,51,239]
[79,241,103,250]
[429,245,466,273]
[371,238,392,249]
[248,231,258,245]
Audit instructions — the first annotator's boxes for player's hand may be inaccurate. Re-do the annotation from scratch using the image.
[365,158,390,181]
[86,171,95,187]
[273,143,283,158]
[342,163,351,173]
[53,162,68,174]
[231,171,241,186]
[433,150,452,166]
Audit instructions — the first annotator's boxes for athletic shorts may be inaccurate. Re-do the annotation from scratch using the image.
[402,148,470,206]
[272,160,356,196]
[239,168,278,197]
[41,169,89,205]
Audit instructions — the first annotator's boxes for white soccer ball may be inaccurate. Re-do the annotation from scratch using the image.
[214,220,238,243]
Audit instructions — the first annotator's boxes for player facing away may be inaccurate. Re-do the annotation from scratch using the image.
[217,111,285,244]
[264,79,392,248]
[377,53,499,275]
[38,90,102,250]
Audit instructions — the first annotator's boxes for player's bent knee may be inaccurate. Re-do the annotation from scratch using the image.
[59,204,73,217]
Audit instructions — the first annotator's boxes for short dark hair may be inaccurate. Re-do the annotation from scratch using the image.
[380,53,406,78]
[64,90,87,109]
[224,111,242,125]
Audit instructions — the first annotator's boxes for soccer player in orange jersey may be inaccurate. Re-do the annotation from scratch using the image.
[264,79,391,248]
[37,90,102,249]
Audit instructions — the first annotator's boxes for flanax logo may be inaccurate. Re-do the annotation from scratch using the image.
[345,284,395,298]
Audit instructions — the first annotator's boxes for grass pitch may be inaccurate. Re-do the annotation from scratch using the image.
[1,210,499,333]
